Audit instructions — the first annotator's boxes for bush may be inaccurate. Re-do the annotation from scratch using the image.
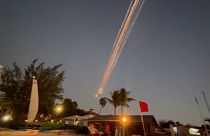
[40,122,66,130]
[0,120,26,129]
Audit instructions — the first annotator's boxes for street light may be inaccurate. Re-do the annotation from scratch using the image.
[54,105,63,121]
[122,117,127,123]
[2,114,12,122]
[120,114,129,136]
[54,105,63,114]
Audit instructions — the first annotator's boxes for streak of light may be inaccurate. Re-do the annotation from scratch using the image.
[96,0,145,98]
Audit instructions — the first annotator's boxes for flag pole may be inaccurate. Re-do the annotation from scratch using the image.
[140,113,147,136]
[139,101,148,136]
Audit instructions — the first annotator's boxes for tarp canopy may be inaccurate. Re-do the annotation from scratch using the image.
[64,115,81,120]
[81,114,95,120]
[64,114,95,121]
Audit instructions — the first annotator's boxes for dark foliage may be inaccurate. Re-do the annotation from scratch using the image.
[0,59,65,122]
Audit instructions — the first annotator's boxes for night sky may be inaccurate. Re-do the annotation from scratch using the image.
[1,0,210,125]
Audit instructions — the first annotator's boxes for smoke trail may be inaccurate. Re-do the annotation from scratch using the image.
[96,0,145,98]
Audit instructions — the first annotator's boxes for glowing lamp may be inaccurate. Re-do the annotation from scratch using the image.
[122,117,127,123]
[2,114,12,122]
[120,114,129,126]
[55,105,63,114]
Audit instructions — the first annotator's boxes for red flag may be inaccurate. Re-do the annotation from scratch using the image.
[139,101,149,112]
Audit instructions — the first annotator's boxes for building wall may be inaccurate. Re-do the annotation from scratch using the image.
[88,121,157,136]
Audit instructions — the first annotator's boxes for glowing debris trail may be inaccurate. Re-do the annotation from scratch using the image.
[96,0,146,98]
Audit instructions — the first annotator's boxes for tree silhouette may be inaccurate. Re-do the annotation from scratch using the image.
[63,98,78,117]
[0,59,64,122]
[118,88,135,114]
[98,97,106,115]
[105,90,121,115]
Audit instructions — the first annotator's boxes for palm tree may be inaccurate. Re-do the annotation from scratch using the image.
[119,88,135,114]
[104,90,121,136]
[98,97,106,114]
[105,90,121,115]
